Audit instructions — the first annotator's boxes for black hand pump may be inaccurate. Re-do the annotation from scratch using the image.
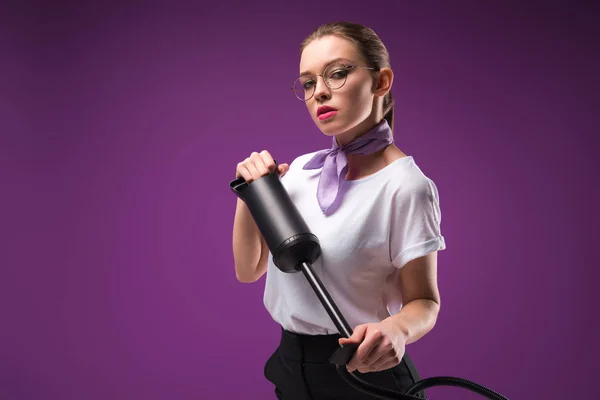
[229,163,510,400]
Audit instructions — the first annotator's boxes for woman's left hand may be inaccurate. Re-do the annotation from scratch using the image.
[338,319,408,373]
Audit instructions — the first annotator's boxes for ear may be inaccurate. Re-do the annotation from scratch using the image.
[373,67,394,97]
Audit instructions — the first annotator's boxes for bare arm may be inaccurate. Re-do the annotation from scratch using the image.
[232,198,270,282]
[386,251,441,344]
[231,150,289,283]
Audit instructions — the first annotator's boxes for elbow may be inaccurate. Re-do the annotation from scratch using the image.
[428,298,441,320]
[429,299,441,329]
[235,272,258,283]
[235,266,262,283]
[234,257,267,283]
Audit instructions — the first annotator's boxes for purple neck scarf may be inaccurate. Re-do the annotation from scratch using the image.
[302,119,394,215]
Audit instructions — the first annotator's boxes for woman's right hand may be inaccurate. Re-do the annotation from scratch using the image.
[236,150,289,183]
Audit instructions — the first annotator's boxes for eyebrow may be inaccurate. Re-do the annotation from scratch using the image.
[299,57,353,77]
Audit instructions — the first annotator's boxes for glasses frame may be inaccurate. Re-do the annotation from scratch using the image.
[292,64,377,101]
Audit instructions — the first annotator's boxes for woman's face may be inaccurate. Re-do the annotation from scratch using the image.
[299,35,378,142]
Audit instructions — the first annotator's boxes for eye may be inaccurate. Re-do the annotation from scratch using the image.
[302,80,315,90]
[328,69,348,80]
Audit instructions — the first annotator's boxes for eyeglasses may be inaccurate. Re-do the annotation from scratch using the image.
[292,63,376,101]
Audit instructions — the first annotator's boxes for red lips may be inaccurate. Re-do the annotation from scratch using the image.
[317,106,338,116]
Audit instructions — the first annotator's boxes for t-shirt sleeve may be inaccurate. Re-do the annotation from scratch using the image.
[390,177,446,269]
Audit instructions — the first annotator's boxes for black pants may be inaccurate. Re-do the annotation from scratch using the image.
[264,328,426,400]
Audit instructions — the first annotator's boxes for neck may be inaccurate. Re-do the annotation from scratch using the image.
[335,115,385,147]
[337,117,397,180]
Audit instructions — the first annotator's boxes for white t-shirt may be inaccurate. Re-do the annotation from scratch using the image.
[263,151,446,335]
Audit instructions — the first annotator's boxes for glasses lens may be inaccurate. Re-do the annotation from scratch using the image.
[293,76,314,101]
[324,64,348,90]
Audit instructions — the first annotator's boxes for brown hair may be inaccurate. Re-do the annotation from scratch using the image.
[300,21,394,131]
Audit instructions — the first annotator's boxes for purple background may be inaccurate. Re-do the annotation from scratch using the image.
[2,1,599,399]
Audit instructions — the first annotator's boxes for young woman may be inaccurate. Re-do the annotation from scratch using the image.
[232,21,446,399]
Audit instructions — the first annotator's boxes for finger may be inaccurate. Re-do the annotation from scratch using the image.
[244,159,262,181]
[259,150,277,173]
[339,325,368,372]
[249,152,270,177]
[347,337,376,372]
[362,342,387,368]
[278,163,289,176]
[339,324,367,345]
[368,356,400,373]
[348,331,382,371]
[236,162,253,182]
[369,343,402,372]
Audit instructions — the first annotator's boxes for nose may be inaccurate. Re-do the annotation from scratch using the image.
[312,75,331,102]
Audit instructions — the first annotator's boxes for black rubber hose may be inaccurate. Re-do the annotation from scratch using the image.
[405,376,510,399]
[336,366,510,400]
[336,365,426,400]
